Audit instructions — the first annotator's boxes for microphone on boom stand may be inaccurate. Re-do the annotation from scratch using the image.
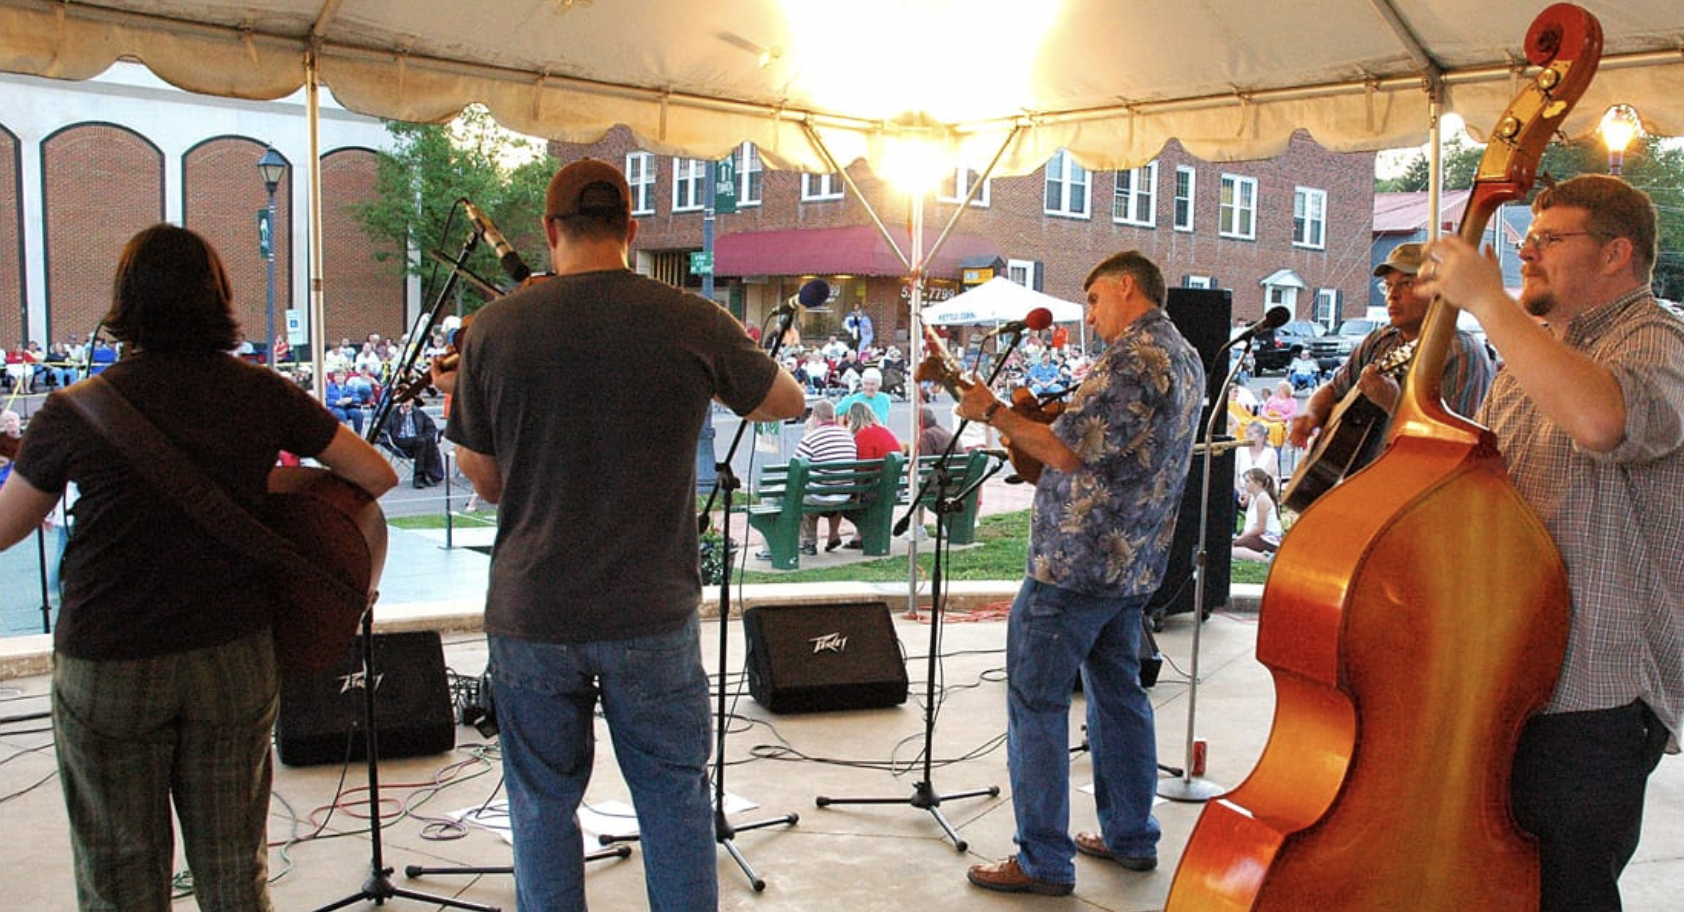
[463,199,532,284]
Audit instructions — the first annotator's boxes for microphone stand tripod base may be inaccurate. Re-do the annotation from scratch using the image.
[1157,775,1226,803]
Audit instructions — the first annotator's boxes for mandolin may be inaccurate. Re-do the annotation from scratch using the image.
[1166,5,1599,909]
[1281,340,1415,513]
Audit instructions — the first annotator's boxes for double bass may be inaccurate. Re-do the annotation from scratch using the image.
[1166,5,1599,909]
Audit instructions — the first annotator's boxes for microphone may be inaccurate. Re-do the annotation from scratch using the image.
[984,307,1055,339]
[778,278,831,315]
[463,200,532,283]
[977,447,1012,461]
[1229,306,1291,345]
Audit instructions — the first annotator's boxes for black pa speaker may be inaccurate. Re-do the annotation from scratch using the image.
[743,603,909,714]
[276,630,456,766]
[1149,286,1236,624]
[1147,447,1235,623]
[1165,287,1234,431]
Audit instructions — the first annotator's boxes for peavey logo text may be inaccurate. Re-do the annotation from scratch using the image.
[337,668,384,694]
[809,632,848,654]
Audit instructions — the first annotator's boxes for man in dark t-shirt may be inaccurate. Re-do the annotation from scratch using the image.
[435,159,804,911]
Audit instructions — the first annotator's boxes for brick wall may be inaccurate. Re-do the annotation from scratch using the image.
[8,128,400,351]
[184,136,291,347]
[43,124,164,342]
[1,128,21,348]
[321,148,405,348]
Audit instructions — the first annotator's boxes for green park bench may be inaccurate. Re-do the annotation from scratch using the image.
[746,454,907,570]
[903,450,992,546]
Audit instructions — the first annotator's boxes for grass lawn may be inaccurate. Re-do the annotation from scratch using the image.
[391,508,1274,587]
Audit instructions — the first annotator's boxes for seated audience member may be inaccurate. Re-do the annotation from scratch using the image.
[838,367,893,424]
[1233,421,1279,507]
[1026,352,1066,397]
[799,349,830,394]
[1,409,21,484]
[1288,347,1322,391]
[380,398,446,488]
[1261,380,1298,424]
[842,401,902,550]
[785,399,856,556]
[917,404,955,456]
[1232,467,1284,561]
[325,370,365,433]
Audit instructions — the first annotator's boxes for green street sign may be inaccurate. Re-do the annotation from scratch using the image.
[689,251,714,275]
[714,157,738,214]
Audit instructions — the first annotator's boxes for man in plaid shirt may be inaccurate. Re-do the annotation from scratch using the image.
[1422,174,1682,912]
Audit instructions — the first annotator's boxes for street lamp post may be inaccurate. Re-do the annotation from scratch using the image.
[1598,104,1641,177]
[257,146,288,368]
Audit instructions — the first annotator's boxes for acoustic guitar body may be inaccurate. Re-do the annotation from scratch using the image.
[1166,422,1568,911]
[266,466,389,672]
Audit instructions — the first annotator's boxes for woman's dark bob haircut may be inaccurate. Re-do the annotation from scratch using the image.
[104,224,241,354]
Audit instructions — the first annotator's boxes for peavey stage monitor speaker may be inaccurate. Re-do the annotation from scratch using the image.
[743,603,909,713]
[276,630,456,767]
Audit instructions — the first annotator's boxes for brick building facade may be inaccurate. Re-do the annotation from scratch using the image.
[556,127,1376,349]
[1,64,400,357]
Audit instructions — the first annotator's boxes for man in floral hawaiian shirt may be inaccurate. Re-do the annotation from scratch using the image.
[957,250,1204,896]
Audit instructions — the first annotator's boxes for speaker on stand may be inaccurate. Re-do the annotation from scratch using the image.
[1153,288,1236,630]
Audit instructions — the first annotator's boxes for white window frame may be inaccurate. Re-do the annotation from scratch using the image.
[1007,258,1039,289]
[1184,275,1215,289]
[735,143,763,207]
[1043,150,1090,219]
[937,167,991,207]
[1294,186,1328,249]
[625,152,655,216]
[801,172,845,201]
[1112,161,1157,227]
[672,158,706,212]
[1219,173,1258,240]
[1173,165,1196,232]
[1314,288,1340,324]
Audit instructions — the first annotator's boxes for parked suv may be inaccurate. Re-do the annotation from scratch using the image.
[1308,318,1383,371]
[1253,320,1324,372]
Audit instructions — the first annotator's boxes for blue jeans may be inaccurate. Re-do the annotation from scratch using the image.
[489,617,716,912]
[1006,580,1159,884]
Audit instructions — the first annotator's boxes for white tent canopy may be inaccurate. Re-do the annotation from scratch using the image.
[4,0,1681,177]
[922,278,1084,327]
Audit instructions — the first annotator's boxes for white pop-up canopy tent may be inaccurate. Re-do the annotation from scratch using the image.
[922,278,1084,327]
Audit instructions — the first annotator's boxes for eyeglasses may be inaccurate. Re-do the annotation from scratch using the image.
[1373,277,1415,297]
[1514,230,1598,254]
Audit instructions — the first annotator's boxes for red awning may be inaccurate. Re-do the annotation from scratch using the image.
[714,226,999,278]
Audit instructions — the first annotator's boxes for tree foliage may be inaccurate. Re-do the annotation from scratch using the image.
[354,105,553,317]
[1376,133,1684,300]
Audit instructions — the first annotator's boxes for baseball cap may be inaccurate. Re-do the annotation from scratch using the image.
[545,159,632,219]
[1373,243,1424,277]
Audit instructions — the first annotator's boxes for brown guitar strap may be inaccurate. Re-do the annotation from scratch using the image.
[60,376,361,604]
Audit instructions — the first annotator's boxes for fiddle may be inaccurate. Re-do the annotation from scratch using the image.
[998,386,1068,484]
[915,326,1064,483]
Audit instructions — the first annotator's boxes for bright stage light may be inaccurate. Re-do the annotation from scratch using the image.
[781,0,1059,123]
